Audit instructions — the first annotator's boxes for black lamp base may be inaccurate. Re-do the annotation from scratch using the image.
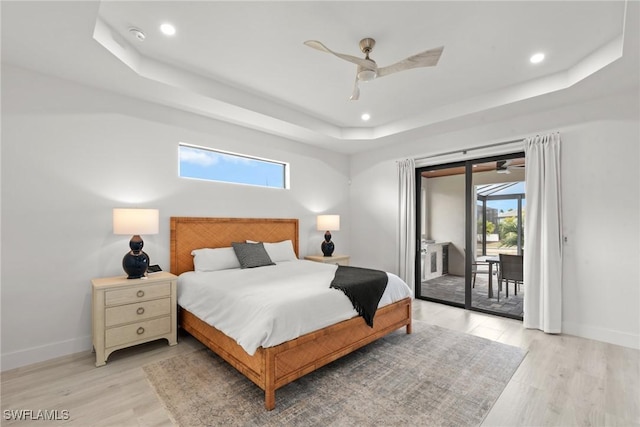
[321,231,335,257]
[123,234,149,279]
[123,251,149,279]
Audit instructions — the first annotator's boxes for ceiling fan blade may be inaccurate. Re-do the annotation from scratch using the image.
[304,40,376,70]
[504,159,525,170]
[377,46,444,78]
[349,76,360,101]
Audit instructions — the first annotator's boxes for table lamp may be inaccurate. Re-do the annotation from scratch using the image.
[317,214,340,257]
[113,208,159,279]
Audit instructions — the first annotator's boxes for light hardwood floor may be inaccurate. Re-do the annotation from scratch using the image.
[2,300,638,426]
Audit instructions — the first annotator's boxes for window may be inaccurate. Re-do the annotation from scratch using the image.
[179,143,288,189]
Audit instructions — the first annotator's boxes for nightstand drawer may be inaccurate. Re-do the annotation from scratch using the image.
[105,298,171,327]
[105,282,170,306]
[105,316,171,348]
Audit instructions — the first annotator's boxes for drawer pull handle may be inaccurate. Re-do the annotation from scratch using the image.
[136,290,145,298]
[136,307,145,315]
[137,327,145,335]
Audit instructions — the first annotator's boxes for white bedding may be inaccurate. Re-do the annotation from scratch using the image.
[177,260,413,355]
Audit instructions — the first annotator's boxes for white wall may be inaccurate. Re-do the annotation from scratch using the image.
[0,65,351,370]
[350,91,640,349]
[560,120,640,347]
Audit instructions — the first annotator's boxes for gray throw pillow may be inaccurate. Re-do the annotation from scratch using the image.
[231,242,275,269]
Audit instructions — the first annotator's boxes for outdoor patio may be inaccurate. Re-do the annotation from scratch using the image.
[420,273,523,318]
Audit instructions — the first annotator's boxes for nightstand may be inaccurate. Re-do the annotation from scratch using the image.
[304,254,350,266]
[91,271,178,367]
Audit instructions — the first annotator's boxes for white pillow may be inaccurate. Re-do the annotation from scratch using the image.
[191,247,241,272]
[246,239,298,262]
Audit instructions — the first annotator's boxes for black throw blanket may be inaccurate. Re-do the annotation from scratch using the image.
[330,265,388,327]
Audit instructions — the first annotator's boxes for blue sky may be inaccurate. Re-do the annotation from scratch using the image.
[179,145,286,188]
[488,199,524,213]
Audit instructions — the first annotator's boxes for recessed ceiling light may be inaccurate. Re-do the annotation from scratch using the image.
[160,23,176,36]
[530,52,545,64]
[361,113,371,121]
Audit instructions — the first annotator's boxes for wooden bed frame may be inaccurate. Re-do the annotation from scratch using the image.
[170,217,412,410]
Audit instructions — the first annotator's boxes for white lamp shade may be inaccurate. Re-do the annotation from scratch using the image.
[317,214,340,231]
[113,208,159,235]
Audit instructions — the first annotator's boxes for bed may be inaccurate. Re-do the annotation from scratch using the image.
[170,217,412,410]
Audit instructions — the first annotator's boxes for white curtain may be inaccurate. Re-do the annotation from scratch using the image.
[398,158,416,290]
[523,133,563,333]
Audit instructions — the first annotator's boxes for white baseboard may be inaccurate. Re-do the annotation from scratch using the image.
[562,321,640,350]
[1,335,92,372]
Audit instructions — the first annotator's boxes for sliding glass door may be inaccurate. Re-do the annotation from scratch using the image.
[415,153,525,320]
[415,162,468,307]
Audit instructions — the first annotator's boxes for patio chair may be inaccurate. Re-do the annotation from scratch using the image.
[472,261,489,288]
[498,254,523,298]
[472,260,499,287]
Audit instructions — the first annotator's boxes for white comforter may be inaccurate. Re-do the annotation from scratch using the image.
[177,260,413,355]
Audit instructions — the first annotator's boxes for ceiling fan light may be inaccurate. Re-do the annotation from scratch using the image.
[357,69,377,82]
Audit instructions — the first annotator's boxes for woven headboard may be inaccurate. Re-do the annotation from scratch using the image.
[170,217,299,275]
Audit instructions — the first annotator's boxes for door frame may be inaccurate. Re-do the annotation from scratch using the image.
[414,152,524,320]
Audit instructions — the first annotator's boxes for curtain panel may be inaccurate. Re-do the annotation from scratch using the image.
[397,158,416,290]
[523,133,563,333]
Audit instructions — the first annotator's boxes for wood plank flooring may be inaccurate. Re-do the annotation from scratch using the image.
[2,300,638,426]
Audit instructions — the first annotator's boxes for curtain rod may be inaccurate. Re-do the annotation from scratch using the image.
[413,138,524,162]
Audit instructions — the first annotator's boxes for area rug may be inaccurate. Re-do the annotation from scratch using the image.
[143,321,526,426]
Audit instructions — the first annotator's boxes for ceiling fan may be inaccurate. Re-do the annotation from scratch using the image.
[496,160,525,174]
[303,38,444,100]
